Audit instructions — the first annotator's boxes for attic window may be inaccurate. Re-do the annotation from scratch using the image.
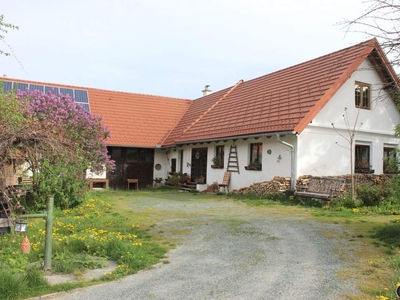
[355,82,371,109]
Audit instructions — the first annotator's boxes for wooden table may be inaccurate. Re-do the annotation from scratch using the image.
[126,179,139,190]
[89,179,109,190]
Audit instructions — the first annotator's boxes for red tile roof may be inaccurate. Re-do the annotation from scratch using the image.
[4,39,398,148]
[165,38,399,145]
[2,78,190,147]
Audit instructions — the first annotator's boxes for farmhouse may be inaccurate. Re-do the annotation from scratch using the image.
[2,38,400,191]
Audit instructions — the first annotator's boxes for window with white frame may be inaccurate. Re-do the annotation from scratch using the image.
[355,144,373,173]
[383,147,398,174]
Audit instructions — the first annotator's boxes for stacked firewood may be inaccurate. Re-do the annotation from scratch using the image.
[230,176,291,196]
[296,174,394,191]
[231,174,396,197]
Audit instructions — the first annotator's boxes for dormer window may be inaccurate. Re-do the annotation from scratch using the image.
[355,82,371,109]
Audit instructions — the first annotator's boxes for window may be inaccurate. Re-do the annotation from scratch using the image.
[171,158,177,173]
[355,82,371,109]
[250,143,262,166]
[212,145,224,167]
[139,149,152,162]
[126,149,138,162]
[355,145,372,173]
[383,147,398,174]
[110,147,121,160]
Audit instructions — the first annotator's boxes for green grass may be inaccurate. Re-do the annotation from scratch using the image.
[0,192,169,299]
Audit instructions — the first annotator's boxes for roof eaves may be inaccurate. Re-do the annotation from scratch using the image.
[175,130,297,145]
[294,39,376,135]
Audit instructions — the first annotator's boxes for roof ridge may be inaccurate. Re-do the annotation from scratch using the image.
[178,80,244,140]
[158,99,193,146]
[0,77,190,101]
[242,38,377,86]
[294,38,377,134]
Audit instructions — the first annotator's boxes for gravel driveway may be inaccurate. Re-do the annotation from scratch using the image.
[48,193,361,300]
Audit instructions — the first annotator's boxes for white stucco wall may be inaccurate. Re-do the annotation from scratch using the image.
[179,136,296,191]
[297,58,400,176]
[154,135,296,191]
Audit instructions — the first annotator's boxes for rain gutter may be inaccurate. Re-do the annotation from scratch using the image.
[276,133,296,191]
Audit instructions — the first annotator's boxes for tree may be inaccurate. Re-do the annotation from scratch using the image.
[0,14,18,57]
[343,0,400,157]
[332,108,363,200]
[343,0,400,67]
[0,89,114,209]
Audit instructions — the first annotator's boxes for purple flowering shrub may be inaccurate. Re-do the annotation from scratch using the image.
[15,90,115,209]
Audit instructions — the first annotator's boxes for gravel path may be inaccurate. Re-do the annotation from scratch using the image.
[48,194,361,300]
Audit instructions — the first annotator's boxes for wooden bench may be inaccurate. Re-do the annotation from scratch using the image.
[89,179,109,190]
[294,177,345,201]
[218,172,231,193]
[126,179,139,190]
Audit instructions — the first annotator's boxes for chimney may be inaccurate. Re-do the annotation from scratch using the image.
[202,85,212,96]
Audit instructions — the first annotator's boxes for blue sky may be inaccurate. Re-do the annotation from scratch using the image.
[1,0,367,99]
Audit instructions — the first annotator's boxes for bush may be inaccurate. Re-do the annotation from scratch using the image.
[384,175,400,201]
[356,183,383,206]
[329,192,360,209]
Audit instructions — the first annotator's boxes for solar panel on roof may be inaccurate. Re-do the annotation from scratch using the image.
[0,81,91,113]
[74,89,89,103]
[2,81,13,93]
[45,86,59,95]
[29,84,44,92]
[80,103,90,111]
[59,88,73,97]
[16,83,28,91]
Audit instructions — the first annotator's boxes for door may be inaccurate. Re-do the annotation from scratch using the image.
[191,147,208,183]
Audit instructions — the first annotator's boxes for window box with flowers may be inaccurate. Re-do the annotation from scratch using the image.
[245,159,262,171]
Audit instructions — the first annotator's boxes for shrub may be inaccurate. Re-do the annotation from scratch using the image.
[384,175,400,201]
[329,192,360,209]
[356,183,383,206]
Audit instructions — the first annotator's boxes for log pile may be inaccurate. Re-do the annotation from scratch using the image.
[297,174,395,192]
[230,176,291,197]
[231,174,397,197]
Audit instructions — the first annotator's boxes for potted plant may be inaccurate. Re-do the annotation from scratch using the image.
[183,173,191,183]
[245,159,262,171]
[195,175,205,184]
[195,175,207,192]
[211,155,224,168]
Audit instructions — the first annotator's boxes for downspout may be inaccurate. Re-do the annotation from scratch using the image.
[276,134,296,191]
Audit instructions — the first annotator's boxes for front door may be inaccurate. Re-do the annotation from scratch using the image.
[191,147,208,183]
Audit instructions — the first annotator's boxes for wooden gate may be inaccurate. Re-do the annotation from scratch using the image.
[107,147,154,189]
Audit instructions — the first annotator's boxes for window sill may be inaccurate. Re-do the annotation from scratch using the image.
[244,166,262,171]
[211,165,224,169]
[355,169,375,174]
[355,106,371,110]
